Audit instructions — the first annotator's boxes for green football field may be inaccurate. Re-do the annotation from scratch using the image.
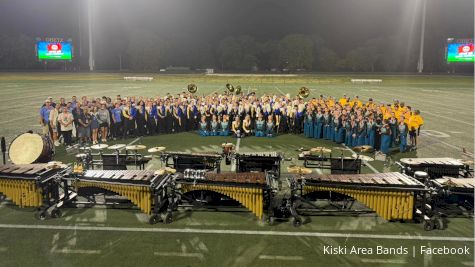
[0,72,473,266]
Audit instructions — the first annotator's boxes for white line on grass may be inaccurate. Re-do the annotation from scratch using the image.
[259,255,304,261]
[275,86,285,95]
[231,138,241,172]
[343,144,379,173]
[154,252,204,260]
[420,133,474,156]
[51,247,101,254]
[361,259,407,264]
[119,137,140,152]
[0,224,472,242]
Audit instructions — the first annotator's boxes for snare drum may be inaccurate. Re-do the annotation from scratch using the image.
[9,133,54,164]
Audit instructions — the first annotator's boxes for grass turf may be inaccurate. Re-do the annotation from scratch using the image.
[0,72,473,266]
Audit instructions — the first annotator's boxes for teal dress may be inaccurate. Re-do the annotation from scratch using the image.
[255,120,265,137]
[220,121,229,136]
[265,121,275,137]
[210,121,218,136]
[199,122,208,136]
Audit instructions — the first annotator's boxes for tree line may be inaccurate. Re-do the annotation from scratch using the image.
[0,32,461,73]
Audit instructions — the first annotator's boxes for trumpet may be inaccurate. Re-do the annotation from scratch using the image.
[187,84,198,94]
[298,86,310,99]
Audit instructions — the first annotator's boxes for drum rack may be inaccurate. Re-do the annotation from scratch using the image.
[398,157,473,179]
[160,152,222,173]
[234,152,282,177]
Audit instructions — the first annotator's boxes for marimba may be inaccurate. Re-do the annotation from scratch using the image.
[298,153,362,174]
[176,171,278,220]
[65,170,175,224]
[399,158,470,178]
[0,164,66,219]
[161,152,222,173]
[234,152,282,177]
[290,172,426,223]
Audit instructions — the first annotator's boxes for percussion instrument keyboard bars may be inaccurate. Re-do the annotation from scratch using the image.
[298,172,425,220]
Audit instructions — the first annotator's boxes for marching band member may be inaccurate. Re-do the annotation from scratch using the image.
[397,115,408,152]
[408,110,424,149]
[380,119,392,155]
[199,116,209,136]
[242,115,252,137]
[232,116,242,138]
[365,116,376,148]
[255,113,265,137]
[314,108,323,139]
[388,112,397,147]
[210,115,219,136]
[265,115,275,137]
[219,115,230,136]
[303,108,314,138]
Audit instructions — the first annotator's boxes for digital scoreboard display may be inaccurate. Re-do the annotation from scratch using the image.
[446,38,474,63]
[36,38,73,61]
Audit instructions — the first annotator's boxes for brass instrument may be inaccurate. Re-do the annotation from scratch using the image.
[187,84,198,94]
[235,85,242,95]
[226,83,235,93]
[298,86,310,99]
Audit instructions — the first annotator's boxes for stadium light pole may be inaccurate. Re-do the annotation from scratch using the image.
[417,0,427,73]
[87,0,95,71]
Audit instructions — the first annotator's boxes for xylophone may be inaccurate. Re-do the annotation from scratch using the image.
[64,170,175,224]
[0,163,67,219]
[234,152,282,177]
[176,171,278,220]
[161,151,222,173]
[430,177,474,212]
[399,157,472,179]
[288,172,427,226]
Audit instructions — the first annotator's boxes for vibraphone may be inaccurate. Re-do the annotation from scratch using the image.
[64,170,176,224]
[399,158,472,179]
[234,152,282,177]
[175,171,278,220]
[288,172,427,226]
[0,164,66,219]
[161,152,222,173]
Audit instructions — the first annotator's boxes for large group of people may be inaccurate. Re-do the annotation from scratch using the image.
[39,91,424,155]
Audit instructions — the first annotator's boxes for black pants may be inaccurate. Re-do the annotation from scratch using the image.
[125,119,136,138]
[62,130,72,146]
[113,122,122,138]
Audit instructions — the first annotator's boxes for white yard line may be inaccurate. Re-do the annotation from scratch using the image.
[51,248,101,254]
[275,86,285,95]
[118,137,140,152]
[259,255,304,261]
[421,133,474,156]
[343,145,379,173]
[421,110,474,126]
[361,259,407,264]
[230,138,241,172]
[0,224,472,242]
[154,252,204,260]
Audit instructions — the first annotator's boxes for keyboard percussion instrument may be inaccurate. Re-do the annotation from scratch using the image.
[1,135,473,230]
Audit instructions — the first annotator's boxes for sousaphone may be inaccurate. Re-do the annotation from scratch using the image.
[226,83,235,93]
[298,87,310,99]
[187,84,198,94]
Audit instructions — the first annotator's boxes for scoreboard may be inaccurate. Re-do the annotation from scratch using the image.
[446,38,474,63]
[36,37,73,61]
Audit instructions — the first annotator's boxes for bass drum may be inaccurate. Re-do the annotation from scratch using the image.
[9,133,55,164]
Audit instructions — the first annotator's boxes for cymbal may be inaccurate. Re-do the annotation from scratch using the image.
[154,167,177,176]
[126,145,147,151]
[353,145,374,153]
[75,153,88,158]
[47,161,67,169]
[91,144,109,150]
[148,146,166,153]
[143,155,153,159]
[352,154,374,162]
[287,165,312,174]
[108,144,126,150]
[79,146,91,150]
[222,142,234,147]
[310,147,331,153]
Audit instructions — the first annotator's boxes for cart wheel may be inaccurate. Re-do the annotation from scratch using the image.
[162,213,173,224]
[51,209,62,218]
[423,220,434,231]
[37,212,47,221]
[149,214,160,225]
[434,218,444,230]
[291,217,302,227]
